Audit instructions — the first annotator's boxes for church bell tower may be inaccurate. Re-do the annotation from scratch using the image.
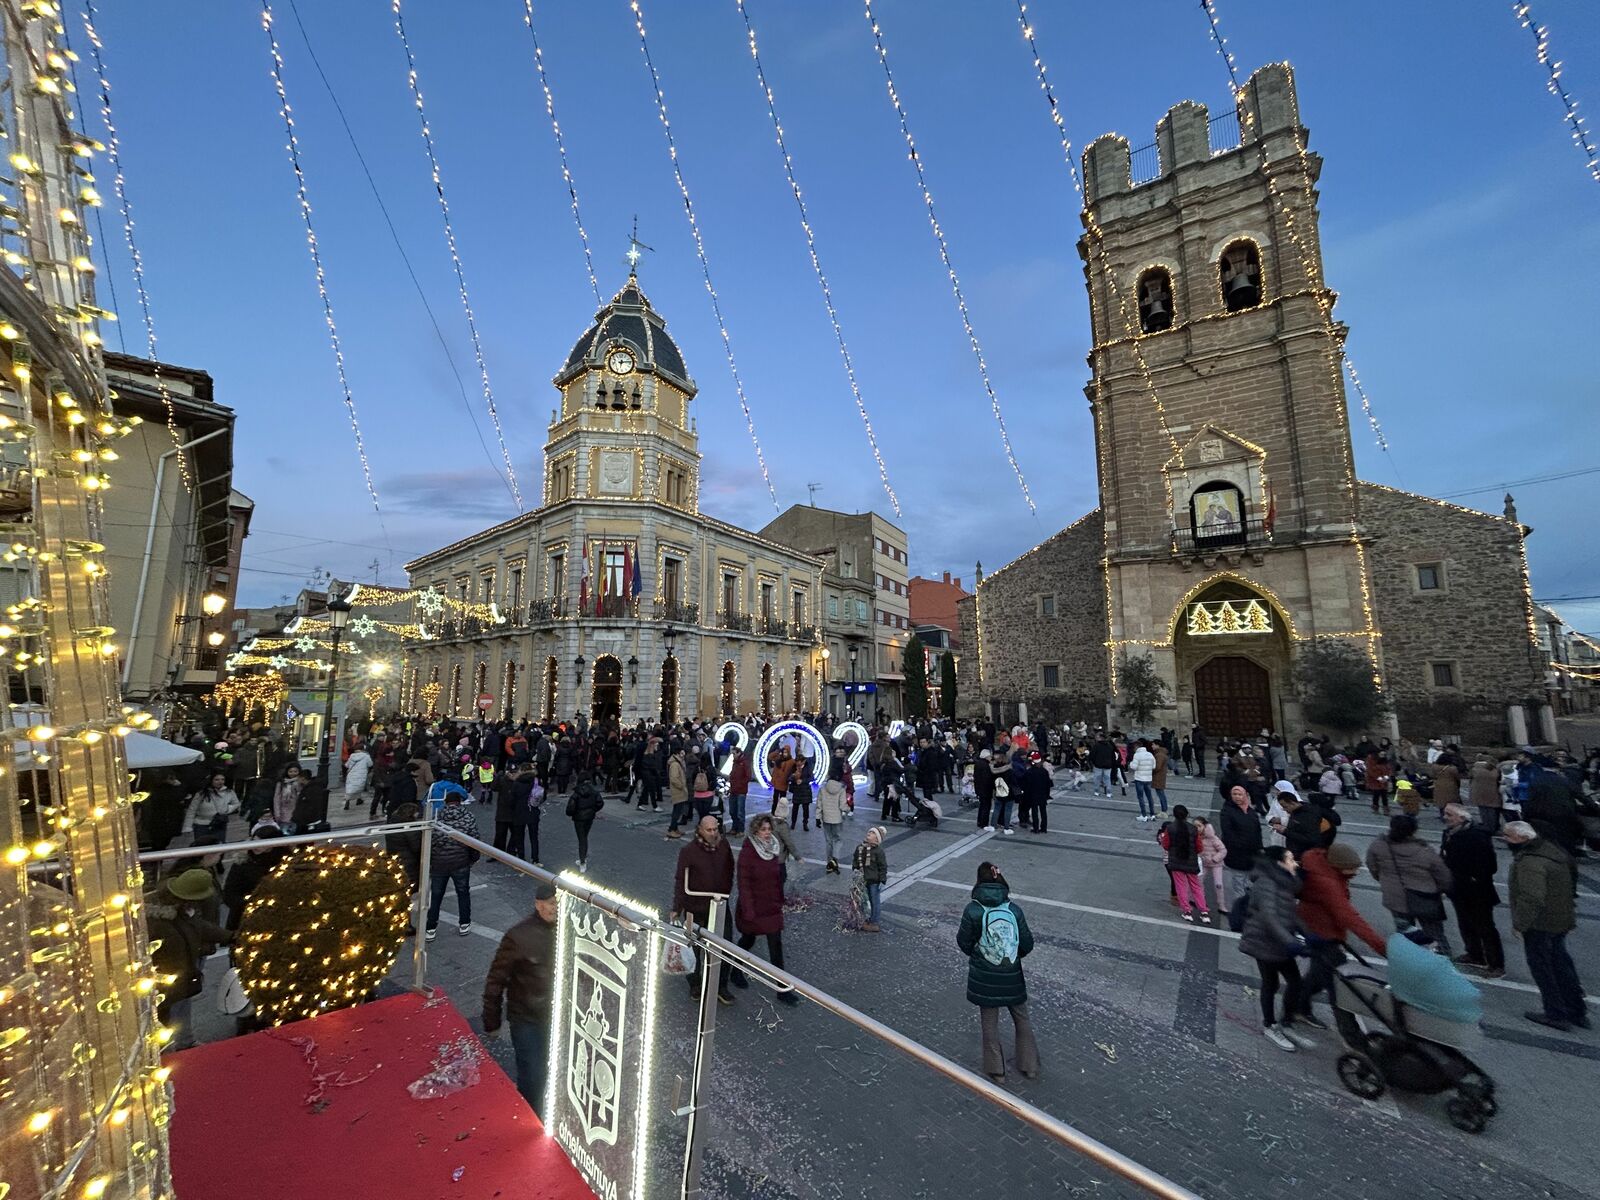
[1079,63,1380,736]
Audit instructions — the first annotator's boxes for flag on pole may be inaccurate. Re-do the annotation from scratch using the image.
[628,543,642,597]
[578,541,589,614]
[598,546,610,615]
[1264,484,1277,536]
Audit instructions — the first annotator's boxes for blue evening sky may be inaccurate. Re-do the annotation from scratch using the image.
[81,1,1599,633]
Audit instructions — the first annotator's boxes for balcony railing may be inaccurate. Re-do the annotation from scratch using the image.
[652,599,699,625]
[759,616,787,639]
[791,623,818,644]
[1170,517,1272,557]
[718,611,754,633]
[526,597,568,623]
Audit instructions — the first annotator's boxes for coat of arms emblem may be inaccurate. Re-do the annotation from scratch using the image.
[566,908,637,1145]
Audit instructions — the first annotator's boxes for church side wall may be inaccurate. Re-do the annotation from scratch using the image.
[971,511,1108,720]
[1359,483,1540,720]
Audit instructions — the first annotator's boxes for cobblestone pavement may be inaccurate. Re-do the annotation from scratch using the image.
[197,773,1599,1198]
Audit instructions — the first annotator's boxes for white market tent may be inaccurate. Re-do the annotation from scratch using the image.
[11,730,203,772]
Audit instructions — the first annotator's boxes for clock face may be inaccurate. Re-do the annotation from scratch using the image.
[606,347,636,376]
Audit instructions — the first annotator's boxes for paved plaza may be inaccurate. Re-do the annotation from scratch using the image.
[257,768,1596,1200]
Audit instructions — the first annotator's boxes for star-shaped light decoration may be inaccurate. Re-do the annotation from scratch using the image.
[294,636,316,654]
[416,590,445,617]
[350,614,379,639]
[269,655,289,670]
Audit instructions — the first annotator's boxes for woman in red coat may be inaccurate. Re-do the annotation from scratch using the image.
[735,814,799,1005]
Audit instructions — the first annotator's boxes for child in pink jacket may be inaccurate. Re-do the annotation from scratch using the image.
[1194,815,1228,910]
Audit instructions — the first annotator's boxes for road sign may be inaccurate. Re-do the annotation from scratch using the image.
[476,692,494,711]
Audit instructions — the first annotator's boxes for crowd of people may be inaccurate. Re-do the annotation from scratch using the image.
[140,705,1598,1098]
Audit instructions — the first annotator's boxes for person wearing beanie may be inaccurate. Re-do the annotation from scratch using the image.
[851,826,890,932]
[482,880,559,1113]
[1295,840,1387,1024]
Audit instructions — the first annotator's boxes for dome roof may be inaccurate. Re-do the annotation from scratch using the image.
[557,276,691,390]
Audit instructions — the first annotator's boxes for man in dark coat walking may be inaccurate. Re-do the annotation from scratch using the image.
[482,881,558,1113]
[672,815,737,1003]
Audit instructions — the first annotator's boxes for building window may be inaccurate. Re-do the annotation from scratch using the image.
[663,558,681,607]
[760,583,775,622]
[480,570,495,605]
[855,599,869,622]
[1042,664,1061,690]
[791,589,804,624]
[548,554,566,610]
[722,573,738,617]
[1038,593,1056,618]
[1220,240,1262,312]
[1137,267,1174,333]
[1429,661,1458,689]
[1415,562,1445,593]
[827,595,839,620]
[509,566,524,612]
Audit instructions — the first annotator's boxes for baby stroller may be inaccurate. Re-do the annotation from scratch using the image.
[904,794,941,829]
[1331,945,1496,1133]
[958,770,978,810]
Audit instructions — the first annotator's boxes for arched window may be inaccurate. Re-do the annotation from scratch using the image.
[1190,481,1247,547]
[1137,267,1174,332]
[1219,241,1262,312]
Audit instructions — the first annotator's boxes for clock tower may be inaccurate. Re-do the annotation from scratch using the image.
[547,272,700,511]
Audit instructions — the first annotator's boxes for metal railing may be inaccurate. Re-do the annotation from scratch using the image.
[143,817,1198,1200]
[652,599,700,625]
[1170,516,1273,556]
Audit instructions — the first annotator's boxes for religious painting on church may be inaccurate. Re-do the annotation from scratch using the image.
[1190,483,1244,546]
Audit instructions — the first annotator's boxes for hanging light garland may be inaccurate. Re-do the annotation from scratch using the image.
[1198,0,1391,457]
[864,0,1035,515]
[1197,2,1388,683]
[1511,3,1600,187]
[629,0,779,512]
[260,3,382,514]
[520,1,600,306]
[1011,0,1180,469]
[390,0,522,510]
[736,0,901,517]
[79,0,191,493]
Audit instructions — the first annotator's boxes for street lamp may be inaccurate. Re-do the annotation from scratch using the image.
[206,631,225,648]
[316,593,352,784]
[574,654,586,685]
[627,654,639,685]
[200,591,227,617]
[663,625,677,658]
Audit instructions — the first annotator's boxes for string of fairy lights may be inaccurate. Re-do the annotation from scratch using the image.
[736,0,901,518]
[864,0,1036,516]
[390,0,522,511]
[521,0,601,306]
[1512,2,1600,187]
[629,0,779,512]
[79,0,191,494]
[259,2,382,515]
[1199,0,1392,458]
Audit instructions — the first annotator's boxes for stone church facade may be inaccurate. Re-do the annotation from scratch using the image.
[959,64,1543,742]
[404,276,825,725]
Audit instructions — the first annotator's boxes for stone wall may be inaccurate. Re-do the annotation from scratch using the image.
[1360,483,1541,713]
[967,511,1108,717]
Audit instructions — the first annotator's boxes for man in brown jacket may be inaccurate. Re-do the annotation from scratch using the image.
[672,815,737,1004]
[482,881,558,1113]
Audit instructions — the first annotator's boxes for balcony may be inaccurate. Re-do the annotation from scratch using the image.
[1170,517,1272,558]
[718,611,754,633]
[652,599,700,625]
[759,616,787,639]
[791,623,818,644]
[526,597,568,624]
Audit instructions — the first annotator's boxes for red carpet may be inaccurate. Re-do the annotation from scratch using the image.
[167,992,593,1200]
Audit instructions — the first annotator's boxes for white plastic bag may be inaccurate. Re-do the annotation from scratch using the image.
[217,966,252,1016]
[661,940,696,977]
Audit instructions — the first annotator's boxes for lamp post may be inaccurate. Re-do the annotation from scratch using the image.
[661,626,678,724]
[820,646,831,716]
[317,593,352,784]
[847,642,859,717]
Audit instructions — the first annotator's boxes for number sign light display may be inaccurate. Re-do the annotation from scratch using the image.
[751,718,831,791]
[833,719,871,786]
[546,876,661,1200]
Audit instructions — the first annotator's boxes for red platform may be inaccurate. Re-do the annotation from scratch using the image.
[167,992,593,1200]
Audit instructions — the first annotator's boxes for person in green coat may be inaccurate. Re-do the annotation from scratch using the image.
[956,862,1039,1083]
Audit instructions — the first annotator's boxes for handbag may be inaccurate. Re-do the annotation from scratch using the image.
[1385,841,1444,922]
[993,777,1010,799]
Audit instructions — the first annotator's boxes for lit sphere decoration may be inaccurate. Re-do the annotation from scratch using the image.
[235,844,412,1027]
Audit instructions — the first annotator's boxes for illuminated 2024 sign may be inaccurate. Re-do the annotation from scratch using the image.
[547,879,662,1200]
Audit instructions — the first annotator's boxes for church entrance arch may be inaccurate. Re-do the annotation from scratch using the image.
[1172,575,1292,739]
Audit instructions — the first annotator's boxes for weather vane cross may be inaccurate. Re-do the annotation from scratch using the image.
[626,214,654,273]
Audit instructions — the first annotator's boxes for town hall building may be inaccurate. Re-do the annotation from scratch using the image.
[959,63,1546,743]
[403,275,826,725]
